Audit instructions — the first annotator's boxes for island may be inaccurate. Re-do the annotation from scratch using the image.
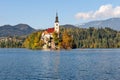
[0,14,120,49]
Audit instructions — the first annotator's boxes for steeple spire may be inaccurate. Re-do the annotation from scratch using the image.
[55,12,59,23]
[56,12,58,17]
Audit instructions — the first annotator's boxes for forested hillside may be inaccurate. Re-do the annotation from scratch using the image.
[61,26,120,48]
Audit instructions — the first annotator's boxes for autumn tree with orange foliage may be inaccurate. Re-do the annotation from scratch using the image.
[62,30,73,49]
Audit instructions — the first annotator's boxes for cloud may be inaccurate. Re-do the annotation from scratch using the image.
[75,4,120,20]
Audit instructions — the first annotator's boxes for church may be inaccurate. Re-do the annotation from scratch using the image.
[41,13,60,49]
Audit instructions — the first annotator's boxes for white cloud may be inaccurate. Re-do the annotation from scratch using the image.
[75,4,120,20]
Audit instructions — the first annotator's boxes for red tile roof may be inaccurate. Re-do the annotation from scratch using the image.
[47,28,54,33]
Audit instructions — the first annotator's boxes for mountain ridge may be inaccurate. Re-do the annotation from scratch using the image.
[0,24,36,37]
[78,18,120,30]
[0,17,120,37]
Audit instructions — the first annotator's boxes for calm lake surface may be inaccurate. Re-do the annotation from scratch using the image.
[0,48,120,80]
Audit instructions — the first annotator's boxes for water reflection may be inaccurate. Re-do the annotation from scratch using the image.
[36,51,61,79]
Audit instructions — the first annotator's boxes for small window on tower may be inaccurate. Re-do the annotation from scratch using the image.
[56,24,58,26]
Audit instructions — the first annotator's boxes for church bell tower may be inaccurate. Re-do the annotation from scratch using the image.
[54,12,59,33]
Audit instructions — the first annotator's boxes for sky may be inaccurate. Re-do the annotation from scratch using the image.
[0,0,120,29]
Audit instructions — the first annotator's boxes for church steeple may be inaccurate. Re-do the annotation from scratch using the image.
[54,12,59,34]
[55,12,59,23]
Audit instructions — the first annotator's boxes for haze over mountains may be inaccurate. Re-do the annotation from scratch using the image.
[0,18,120,37]
[78,18,120,30]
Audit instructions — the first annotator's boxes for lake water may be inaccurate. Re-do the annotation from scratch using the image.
[0,48,120,80]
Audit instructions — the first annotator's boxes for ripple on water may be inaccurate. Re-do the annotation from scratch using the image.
[0,49,120,80]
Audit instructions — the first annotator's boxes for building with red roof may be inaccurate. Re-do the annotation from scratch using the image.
[47,28,54,33]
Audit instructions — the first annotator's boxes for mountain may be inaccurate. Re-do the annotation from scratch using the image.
[79,18,120,30]
[61,24,77,28]
[61,24,76,28]
[0,24,36,37]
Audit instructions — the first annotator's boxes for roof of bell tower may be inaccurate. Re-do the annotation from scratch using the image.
[55,12,59,23]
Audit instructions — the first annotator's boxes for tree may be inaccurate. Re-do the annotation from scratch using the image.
[62,30,73,49]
